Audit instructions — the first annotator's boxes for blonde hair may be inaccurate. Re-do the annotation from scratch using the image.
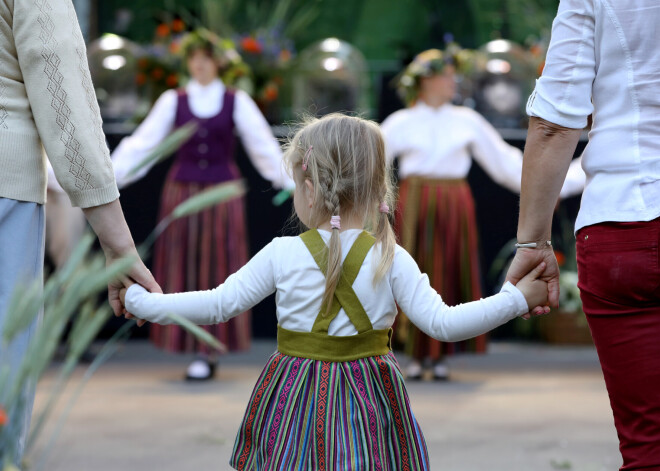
[284,113,397,315]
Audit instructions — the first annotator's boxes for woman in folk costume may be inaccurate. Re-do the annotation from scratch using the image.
[120,113,550,470]
[381,49,583,380]
[112,30,292,380]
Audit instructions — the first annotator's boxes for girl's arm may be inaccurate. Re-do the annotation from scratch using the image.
[111,90,178,189]
[391,247,530,342]
[123,239,279,324]
[233,91,294,190]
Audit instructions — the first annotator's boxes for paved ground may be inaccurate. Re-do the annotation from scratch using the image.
[29,340,621,471]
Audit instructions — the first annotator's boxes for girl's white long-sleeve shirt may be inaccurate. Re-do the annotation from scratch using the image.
[111,79,293,189]
[125,229,529,342]
[380,102,584,198]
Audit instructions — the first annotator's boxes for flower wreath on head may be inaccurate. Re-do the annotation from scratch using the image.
[179,28,248,85]
[395,44,478,106]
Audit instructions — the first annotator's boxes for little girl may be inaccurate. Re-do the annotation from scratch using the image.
[121,113,549,470]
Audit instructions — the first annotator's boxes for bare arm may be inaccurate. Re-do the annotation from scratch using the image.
[505,117,582,308]
[82,200,162,320]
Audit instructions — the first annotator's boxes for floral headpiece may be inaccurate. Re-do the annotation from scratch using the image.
[396,45,478,106]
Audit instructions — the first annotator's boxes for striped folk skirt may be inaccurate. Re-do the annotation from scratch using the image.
[395,178,486,360]
[149,171,251,353]
[231,351,429,470]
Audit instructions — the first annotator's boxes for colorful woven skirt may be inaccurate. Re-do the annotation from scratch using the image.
[149,170,251,353]
[230,351,429,470]
[395,178,486,360]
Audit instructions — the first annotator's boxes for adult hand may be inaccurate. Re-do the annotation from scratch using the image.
[505,246,560,315]
[106,248,160,327]
[82,199,161,327]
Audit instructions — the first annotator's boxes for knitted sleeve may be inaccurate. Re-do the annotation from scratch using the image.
[13,0,118,207]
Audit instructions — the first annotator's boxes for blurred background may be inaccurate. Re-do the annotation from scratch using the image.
[70,0,585,344]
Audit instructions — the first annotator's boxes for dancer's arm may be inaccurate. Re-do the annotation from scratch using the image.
[111,91,178,188]
[233,90,293,189]
[380,112,406,166]
[468,110,586,197]
[391,246,546,342]
[122,239,279,324]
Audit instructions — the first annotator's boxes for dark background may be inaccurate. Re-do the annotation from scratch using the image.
[105,129,585,341]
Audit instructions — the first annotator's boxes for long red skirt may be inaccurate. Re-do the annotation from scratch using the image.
[149,171,251,354]
[395,178,486,360]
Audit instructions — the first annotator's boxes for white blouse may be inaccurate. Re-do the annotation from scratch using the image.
[111,79,292,189]
[125,229,529,342]
[527,0,660,230]
[381,102,584,198]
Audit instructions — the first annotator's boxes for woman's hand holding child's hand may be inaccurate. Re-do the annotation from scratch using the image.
[119,280,147,326]
[515,262,551,316]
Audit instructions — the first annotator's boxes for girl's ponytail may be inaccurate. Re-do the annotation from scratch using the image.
[321,189,342,316]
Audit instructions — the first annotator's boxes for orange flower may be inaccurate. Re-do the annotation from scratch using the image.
[137,58,149,70]
[279,49,292,63]
[169,42,181,54]
[530,44,542,57]
[171,18,185,33]
[151,68,164,80]
[156,23,170,38]
[263,83,278,102]
[166,74,179,88]
[554,250,566,267]
[135,73,147,86]
[241,37,262,54]
[0,406,7,427]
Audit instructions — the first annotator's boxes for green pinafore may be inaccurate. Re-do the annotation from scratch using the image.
[230,230,430,471]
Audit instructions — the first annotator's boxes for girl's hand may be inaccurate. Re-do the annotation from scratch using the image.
[119,286,129,306]
[118,281,147,327]
[515,262,550,313]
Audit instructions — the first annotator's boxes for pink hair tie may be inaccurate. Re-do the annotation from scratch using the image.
[301,145,313,171]
[330,215,341,230]
[379,201,390,214]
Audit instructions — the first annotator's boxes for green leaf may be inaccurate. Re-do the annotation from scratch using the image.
[164,312,227,353]
[125,123,197,179]
[171,180,247,219]
[272,189,292,207]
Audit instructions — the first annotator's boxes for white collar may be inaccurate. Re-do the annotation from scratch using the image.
[186,78,224,95]
[413,100,451,114]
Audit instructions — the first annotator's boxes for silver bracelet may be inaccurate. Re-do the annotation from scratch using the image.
[515,240,552,249]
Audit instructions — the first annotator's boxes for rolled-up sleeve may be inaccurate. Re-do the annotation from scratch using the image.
[527,0,596,129]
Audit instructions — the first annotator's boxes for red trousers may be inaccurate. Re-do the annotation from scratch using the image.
[577,218,660,471]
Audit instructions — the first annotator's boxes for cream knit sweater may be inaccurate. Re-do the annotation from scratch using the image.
[0,0,118,207]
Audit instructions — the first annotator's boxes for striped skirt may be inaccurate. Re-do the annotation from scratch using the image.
[150,169,251,353]
[231,351,429,470]
[395,178,486,359]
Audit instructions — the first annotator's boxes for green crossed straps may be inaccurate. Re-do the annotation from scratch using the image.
[300,229,375,334]
[276,229,392,362]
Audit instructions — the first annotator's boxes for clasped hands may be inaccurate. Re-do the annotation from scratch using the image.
[505,246,558,319]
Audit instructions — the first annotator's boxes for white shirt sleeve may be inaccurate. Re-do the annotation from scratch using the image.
[559,156,586,199]
[390,247,529,341]
[233,90,293,190]
[526,0,596,129]
[124,239,279,325]
[111,90,178,189]
[468,111,524,193]
[380,113,404,164]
